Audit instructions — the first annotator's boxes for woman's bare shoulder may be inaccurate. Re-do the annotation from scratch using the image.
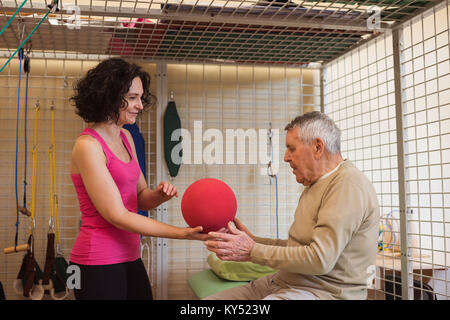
[73,134,101,153]
[71,134,105,172]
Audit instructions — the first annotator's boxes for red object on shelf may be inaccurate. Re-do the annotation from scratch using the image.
[109,18,168,57]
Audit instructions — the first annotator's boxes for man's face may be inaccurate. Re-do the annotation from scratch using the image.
[284,127,317,186]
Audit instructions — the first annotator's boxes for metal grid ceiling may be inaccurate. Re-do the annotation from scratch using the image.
[0,0,443,66]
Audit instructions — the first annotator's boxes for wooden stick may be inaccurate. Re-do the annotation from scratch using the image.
[18,206,32,217]
[3,244,29,254]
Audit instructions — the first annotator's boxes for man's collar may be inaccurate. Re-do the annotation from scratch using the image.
[316,159,346,183]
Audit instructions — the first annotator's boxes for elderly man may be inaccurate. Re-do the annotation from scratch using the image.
[205,111,379,300]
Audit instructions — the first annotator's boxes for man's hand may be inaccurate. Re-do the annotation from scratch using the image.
[233,217,255,240]
[205,221,255,261]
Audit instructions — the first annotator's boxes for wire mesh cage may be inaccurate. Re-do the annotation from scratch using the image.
[0,0,449,300]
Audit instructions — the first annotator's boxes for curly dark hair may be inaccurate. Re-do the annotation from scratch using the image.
[71,58,156,123]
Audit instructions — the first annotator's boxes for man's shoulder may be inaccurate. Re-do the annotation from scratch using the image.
[333,160,373,187]
[337,160,364,178]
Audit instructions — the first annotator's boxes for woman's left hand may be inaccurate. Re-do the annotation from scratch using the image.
[155,181,178,203]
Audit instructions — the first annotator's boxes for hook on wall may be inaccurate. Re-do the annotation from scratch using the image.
[17,20,26,42]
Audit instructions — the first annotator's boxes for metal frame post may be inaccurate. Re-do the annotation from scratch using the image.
[155,62,169,300]
[392,29,413,300]
[320,67,325,113]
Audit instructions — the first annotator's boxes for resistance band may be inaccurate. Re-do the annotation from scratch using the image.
[48,102,60,248]
[42,103,69,300]
[30,102,39,241]
[12,102,44,300]
[2,49,28,254]
[14,48,24,251]
[4,46,33,254]
[0,0,59,73]
[18,43,32,217]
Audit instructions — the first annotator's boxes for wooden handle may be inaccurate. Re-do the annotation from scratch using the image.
[18,206,32,217]
[3,244,29,254]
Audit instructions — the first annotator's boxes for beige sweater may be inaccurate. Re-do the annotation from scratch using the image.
[250,160,380,300]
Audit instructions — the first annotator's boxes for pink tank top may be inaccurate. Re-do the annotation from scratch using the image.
[70,128,141,265]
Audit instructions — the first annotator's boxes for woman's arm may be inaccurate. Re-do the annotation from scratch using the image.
[122,129,177,211]
[71,135,206,240]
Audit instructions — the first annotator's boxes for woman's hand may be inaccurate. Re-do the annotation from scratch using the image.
[183,226,211,241]
[155,181,178,203]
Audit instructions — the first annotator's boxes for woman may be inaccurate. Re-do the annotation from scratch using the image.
[69,58,207,300]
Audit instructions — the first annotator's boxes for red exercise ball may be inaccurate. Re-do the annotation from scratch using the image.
[181,178,237,233]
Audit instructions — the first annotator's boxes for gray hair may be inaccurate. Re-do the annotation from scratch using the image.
[284,111,341,154]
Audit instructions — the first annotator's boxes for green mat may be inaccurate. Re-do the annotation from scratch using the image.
[187,269,248,300]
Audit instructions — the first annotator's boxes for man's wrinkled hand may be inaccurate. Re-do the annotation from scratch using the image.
[205,221,255,261]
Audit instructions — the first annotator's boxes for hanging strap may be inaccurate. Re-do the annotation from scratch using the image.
[3,98,38,255]
[48,103,60,251]
[6,102,40,253]
[15,235,35,297]
[20,103,44,300]
[44,103,69,300]
[22,236,36,297]
[19,44,32,217]
[42,233,55,288]
[14,235,43,299]
[29,101,40,239]
[23,45,30,209]
[13,48,24,252]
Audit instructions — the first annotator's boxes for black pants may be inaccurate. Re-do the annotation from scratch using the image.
[70,258,153,300]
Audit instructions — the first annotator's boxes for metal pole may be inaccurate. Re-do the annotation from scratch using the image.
[320,67,325,113]
[156,62,169,300]
[392,28,413,300]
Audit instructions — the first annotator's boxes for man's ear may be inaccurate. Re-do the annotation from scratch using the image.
[313,138,325,158]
